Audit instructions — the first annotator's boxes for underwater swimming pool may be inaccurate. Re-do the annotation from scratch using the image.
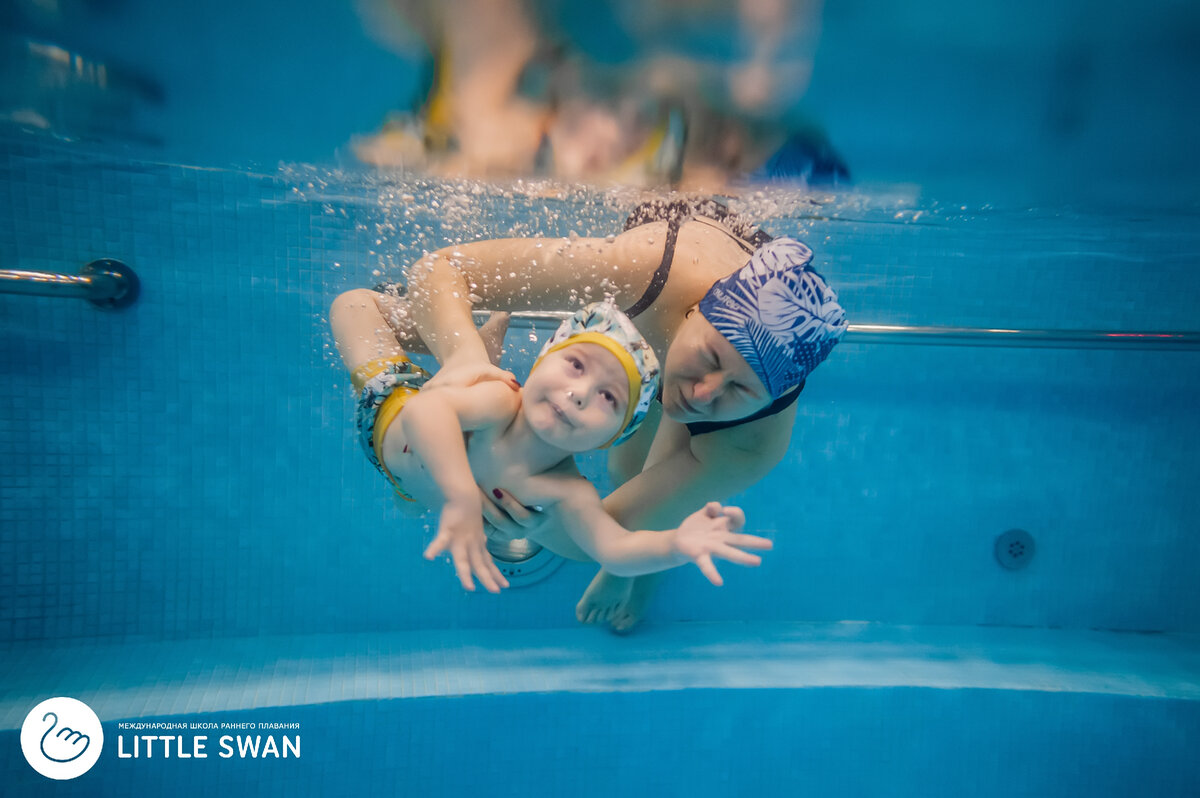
[1,135,1198,796]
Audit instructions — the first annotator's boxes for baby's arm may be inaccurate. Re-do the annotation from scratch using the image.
[400,381,521,593]
[546,479,773,584]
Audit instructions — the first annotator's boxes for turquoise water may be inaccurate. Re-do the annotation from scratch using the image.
[1,138,1198,795]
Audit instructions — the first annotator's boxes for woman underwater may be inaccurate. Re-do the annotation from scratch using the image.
[340,198,847,632]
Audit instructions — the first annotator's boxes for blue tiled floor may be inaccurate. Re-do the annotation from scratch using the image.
[3,621,1198,729]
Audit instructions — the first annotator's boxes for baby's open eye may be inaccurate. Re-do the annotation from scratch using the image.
[567,356,583,372]
[601,389,617,407]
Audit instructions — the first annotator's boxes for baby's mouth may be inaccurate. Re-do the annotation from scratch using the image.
[549,402,575,427]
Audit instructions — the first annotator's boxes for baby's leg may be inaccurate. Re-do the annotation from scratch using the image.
[330,288,414,372]
[374,290,430,354]
[477,311,510,365]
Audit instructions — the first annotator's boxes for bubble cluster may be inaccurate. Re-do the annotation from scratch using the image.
[286,162,974,367]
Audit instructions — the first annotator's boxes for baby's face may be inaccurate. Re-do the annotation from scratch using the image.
[522,342,631,452]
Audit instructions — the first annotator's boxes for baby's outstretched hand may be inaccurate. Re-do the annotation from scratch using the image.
[674,502,772,586]
[423,499,510,593]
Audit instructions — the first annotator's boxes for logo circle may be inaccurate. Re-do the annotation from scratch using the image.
[20,697,104,780]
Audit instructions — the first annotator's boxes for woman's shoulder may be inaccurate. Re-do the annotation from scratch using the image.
[677,216,758,261]
[655,218,756,300]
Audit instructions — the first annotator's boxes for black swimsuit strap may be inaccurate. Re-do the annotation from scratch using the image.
[623,211,684,319]
[684,381,805,436]
[620,198,770,319]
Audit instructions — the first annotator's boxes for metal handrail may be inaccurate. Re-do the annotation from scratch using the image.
[0,259,140,309]
[476,311,1200,351]
[839,324,1200,351]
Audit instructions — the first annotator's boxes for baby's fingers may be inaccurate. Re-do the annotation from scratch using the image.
[693,554,724,587]
[726,533,773,550]
[713,545,763,567]
[423,535,449,561]
[721,506,746,530]
[449,544,477,592]
[469,545,507,593]
[486,557,510,591]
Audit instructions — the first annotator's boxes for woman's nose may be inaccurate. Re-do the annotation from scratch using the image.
[692,373,724,405]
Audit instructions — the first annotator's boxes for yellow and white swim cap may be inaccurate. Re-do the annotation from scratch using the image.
[530,300,661,448]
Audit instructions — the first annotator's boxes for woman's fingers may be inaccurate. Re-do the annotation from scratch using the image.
[427,363,519,392]
[479,488,525,537]
[491,488,541,529]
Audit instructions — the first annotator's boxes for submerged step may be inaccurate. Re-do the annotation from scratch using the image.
[2,621,1198,728]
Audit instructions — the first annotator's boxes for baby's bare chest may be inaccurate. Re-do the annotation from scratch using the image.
[465,434,538,496]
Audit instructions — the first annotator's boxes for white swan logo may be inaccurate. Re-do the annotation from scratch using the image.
[20,697,104,779]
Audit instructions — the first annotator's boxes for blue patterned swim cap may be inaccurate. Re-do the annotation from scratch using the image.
[531,300,661,448]
[698,237,847,398]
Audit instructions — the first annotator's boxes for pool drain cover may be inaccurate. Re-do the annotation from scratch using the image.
[994,529,1035,570]
[486,536,564,587]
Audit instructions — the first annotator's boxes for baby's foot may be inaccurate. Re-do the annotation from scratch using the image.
[478,311,510,365]
[576,569,633,627]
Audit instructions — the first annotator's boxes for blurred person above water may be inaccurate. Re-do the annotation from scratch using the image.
[351,0,849,189]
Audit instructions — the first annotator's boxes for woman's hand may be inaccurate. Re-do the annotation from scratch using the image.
[673,502,773,586]
[423,497,511,593]
[479,487,547,541]
[426,358,520,392]
[425,312,518,391]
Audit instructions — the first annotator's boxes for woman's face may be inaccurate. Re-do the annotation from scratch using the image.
[522,342,630,451]
[661,310,773,425]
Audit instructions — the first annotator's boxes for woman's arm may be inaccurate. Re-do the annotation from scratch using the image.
[601,405,796,532]
[405,227,666,365]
